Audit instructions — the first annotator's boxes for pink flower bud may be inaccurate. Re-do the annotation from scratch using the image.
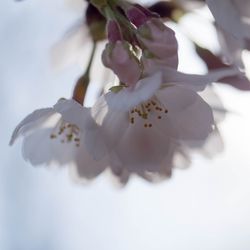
[126,6,150,27]
[137,18,178,69]
[107,20,122,43]
[102,41,142,86]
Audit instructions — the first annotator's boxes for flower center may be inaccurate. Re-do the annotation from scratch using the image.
[129,97,168,128]
[50,119,80,147]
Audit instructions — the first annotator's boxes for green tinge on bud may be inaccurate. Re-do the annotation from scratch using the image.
[89,21,106,42]
[137,25,152,40]
[90,0,107,9]
[143,49,155,59]
[109,84,126,93]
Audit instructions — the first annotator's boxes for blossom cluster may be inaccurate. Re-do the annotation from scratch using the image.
[11,0,250,185]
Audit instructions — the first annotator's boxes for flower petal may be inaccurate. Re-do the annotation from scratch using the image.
[156,86,214,141]
[88,100,129,160]
[161,67,240,92]
[71,142,108,180]
[22,128,76,166]
[110,117,173,173]
[10,108,54,145]
[104,72,162,111]
[53,98,90,129]
[206,0,247,39]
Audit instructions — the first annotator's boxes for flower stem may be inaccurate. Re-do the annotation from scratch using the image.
[72,42,97,104]
[85,41,97,77]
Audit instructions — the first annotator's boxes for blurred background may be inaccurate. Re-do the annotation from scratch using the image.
[1,0,250,249]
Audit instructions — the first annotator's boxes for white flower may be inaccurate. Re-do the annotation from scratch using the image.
[54,60,239,183]
[71,71,217,179]
[10,99,107,181]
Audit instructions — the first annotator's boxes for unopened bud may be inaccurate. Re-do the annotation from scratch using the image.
[137,18,178,68]
[102,41,141,86]
[126,6,149,27]
[107,20,122,43]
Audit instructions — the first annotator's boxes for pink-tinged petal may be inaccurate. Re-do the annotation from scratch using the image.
[137,18,178,68]
[104,72,162,111]
[160,67,240,92]
[156,86,214,141]
[53,98,90,129]
[142,56,178,75]
[111,120,174,173]
[10,108,54,145]
[102,41,141,86]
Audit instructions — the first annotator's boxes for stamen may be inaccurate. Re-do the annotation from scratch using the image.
[128,96,168,128]
[50,119,81,147]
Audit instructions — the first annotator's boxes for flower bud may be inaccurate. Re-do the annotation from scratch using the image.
[137,18,178,68]
[126,6,150,27]
[102,41,141,86]
[106,20,122,43]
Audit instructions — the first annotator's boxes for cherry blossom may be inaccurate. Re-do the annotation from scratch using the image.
[10,99,107,181]
[71,68,239,180]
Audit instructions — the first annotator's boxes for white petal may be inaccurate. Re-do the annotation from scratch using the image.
[161,67,240,92]
[10,108,54,145]
[200,86,226,124]
[88,106,129,160]
[83,123,109,160]
[197,126,224,158]
[71,142,108,180]
[104,72,162,111]
[111,118,173,173]
[156,86,214,141]
[22,128,76,166]
[53,98,90,129]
